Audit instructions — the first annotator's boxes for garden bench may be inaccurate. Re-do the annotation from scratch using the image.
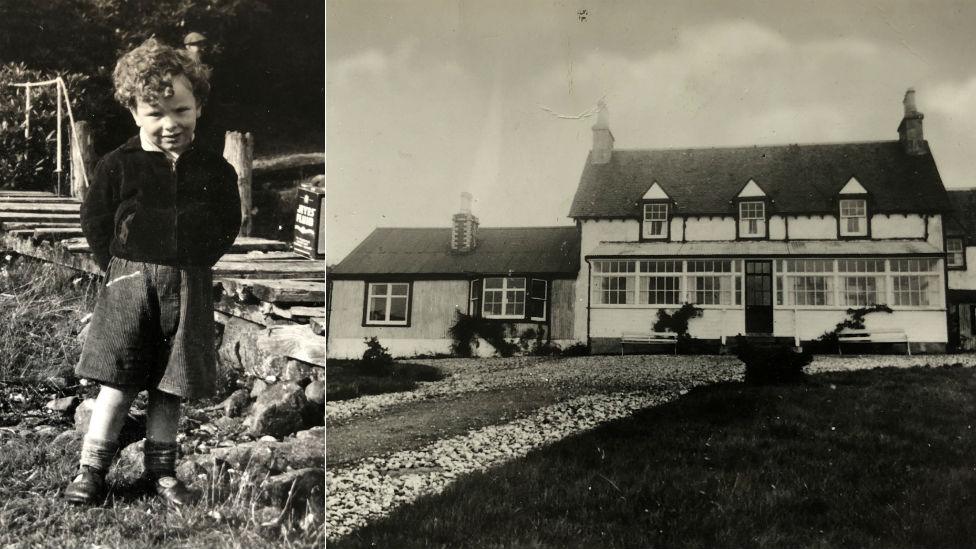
[837,328,911,355]
[620,331,679,355]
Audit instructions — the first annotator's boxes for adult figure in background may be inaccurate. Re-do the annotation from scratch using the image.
[183,32,208,64]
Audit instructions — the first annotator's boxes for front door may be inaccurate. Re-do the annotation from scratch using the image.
[745,260,773,334]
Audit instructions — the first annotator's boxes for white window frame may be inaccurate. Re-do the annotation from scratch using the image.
[947,238,965,268]
[839,199,868,237]
[590,259,740,309]
[365,282,410,326]
[482,277,526,319]
[643,203,669,239]
[738,201,766,238]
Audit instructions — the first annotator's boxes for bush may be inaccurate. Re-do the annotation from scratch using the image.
[361,336,394,376]
[561,342,590,357]
[808,304,894,354]
[447,312,517,357]
[734,336,812,385]
[653,303,703,354]
[392,362,444,382]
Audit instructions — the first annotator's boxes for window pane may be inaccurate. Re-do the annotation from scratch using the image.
[390,283,409,296]
[388,297,407,321]
[507,278,526,289]
[368,297,386,321]
[484,278,503,289]
[370,284,389,296]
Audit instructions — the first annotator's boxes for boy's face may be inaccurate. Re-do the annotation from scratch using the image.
[129,74,202,155]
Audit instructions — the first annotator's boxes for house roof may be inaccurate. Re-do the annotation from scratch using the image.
[945,188,976,239]
[569,141,950,218]
[331,226,580,277]
[587,239,943,259]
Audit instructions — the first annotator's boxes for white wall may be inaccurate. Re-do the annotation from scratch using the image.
[872,214,926,239]
[590,306,745,340]
[787,216,836,239]
[769,216,787,240]
[684,216,736,241]
[949,247,976,290]
[927,214,944,249]
[575,219,641,340]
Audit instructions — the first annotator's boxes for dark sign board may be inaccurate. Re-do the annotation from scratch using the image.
[293,184,325,259]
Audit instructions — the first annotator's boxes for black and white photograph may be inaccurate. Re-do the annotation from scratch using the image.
[0,1,325,547]
[328,1,976,547]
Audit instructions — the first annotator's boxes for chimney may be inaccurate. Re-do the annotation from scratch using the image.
[898,88,927,155]
[591,99,614,164]
[451,192,479,253]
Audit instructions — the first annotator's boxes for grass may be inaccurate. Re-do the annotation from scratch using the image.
[0,254,97,382]
[326,359,445,401]
[334,365,976,549]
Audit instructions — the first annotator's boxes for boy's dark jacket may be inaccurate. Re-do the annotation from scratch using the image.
[81,135,242,271]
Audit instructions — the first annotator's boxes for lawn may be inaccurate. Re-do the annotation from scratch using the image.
[333,365,976,549]
[326,359,444,401]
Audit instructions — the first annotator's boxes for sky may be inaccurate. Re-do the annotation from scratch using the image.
[327,0,976,263]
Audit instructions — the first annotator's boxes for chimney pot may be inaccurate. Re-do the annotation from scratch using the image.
[898,88,927,156]
[591,99,614,164]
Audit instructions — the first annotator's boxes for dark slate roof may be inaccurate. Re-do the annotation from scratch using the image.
[331,226,580,277]
[569,141,950,218]
[945,189,976,239]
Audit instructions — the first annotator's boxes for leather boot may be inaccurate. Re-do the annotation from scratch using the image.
[64,466,106,505]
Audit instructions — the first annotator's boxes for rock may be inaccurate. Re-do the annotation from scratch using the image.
[73,399,146,447]
[294,426,324,444]
[259,468,324,508]
[255,356,316,382]
[189,438,324,478]
[243,382,307,438]
[304,381,324,406]
[250,379,269,399]
[259,435,279,443]
[34,425,61,438]
[46,396,79,413]
[213,416,243,434]
[222,389,250,418]
[17,417,45,429]
[45,376,69,390]
[52,429,84,455]
[107,439,144,484]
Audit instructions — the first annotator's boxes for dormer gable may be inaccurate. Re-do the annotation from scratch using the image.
[642,181,670,200]
[736,179,767,198]
[839,176,868,195]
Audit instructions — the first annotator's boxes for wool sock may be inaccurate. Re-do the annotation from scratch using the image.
[79,436,119,474]
[144,438,179,480]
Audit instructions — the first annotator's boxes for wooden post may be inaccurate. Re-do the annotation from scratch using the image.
[223,131,253,236]
[70,120,94,200]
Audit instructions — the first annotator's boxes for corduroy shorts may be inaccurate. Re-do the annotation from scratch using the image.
[75,257,217,400]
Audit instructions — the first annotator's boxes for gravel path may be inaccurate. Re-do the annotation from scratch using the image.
[807,353,976,373]
[326,355,743,540]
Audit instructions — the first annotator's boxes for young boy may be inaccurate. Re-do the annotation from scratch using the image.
[64,38,241,506]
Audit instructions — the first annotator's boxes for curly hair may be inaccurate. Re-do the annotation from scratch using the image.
[113,38,211,109]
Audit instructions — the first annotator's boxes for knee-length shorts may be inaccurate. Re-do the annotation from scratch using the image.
[75,257,217,400]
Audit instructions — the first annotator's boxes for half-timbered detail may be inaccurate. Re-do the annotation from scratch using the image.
[570,89,953,353]
[945,189,976,349]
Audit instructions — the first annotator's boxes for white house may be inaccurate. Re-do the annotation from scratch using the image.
[568,90,952,353]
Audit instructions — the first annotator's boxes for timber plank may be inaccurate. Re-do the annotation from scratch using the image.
[213,261,325,279]
[217,278,325,304]
[0,212,80,224]
[30,228,85,241]
[0,197,81,203]
[59,236,292,254]
[3,222,81,231]
[0,191,59,196]
[1,233,99,274]
[0,202,80,212]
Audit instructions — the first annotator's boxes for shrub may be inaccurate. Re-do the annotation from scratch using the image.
[361,336,394,376]
[734,335,812,385]
[561,342,590,357]
[653,303,703,354]
[807,304,894,354]
[0,63,91,190]
[447,312,517,357]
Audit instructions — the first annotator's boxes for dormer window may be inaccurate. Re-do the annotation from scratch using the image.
[643,203,668,239]
[947,238,965,269]
[738,201,766,238]
[640,182,671,241]
[838,176,869,238]
[839,199,868,237]
[734,179,769,239]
